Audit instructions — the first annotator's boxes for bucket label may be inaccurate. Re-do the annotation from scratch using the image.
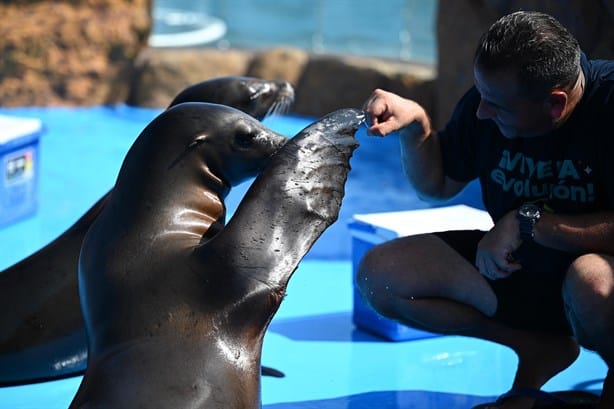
[4,149,34,185]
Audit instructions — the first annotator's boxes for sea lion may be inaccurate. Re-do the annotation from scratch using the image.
[0,77,294,385]
[68,104,362,409]
[170,76,294,119]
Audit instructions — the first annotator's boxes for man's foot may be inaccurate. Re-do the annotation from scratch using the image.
[513,334,579,389]
[502,334,580,409]
[473,389,599,409]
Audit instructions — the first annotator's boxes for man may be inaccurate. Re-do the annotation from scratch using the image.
[358,11,614,409]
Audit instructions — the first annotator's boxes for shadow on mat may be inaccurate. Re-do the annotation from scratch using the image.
[263,390,496,409]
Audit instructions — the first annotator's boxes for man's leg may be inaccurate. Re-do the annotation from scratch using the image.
[563,253,614,409]
[357,232,579,409]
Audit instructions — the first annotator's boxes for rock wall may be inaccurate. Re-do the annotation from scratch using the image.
[0,0,435,118]
[0,0,151,106]
[292,53,433,117]
[127,47,255,108]
[435,0,614,129]
[3,0,614,124]
[128,46,435,118]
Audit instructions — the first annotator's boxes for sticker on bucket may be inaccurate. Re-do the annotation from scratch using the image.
[5,149,34,185]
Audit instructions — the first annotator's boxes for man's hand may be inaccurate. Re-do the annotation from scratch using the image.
[362,89,431,138]
[476,209,523,279]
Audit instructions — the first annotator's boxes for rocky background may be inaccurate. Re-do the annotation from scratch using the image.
[1,0,613,127]
[0,0,151,106]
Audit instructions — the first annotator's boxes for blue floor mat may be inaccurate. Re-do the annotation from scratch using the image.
[0,259,606,408]
[0,107,606,408]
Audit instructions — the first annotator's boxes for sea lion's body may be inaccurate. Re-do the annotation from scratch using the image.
[69,105,362,408]
[0,77,294,385]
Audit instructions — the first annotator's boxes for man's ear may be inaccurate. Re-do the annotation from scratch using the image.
[547,91,568,120]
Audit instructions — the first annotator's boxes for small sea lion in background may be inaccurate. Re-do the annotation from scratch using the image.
[170,76,294,119]
[0,77,294,385]
[69,104,362,409]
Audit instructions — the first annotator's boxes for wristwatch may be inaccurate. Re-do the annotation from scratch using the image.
[517,203,541,241]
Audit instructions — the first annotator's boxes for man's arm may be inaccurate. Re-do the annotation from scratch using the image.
[363,89,467,201]
[476,209,614,281]
[535,211,614,255]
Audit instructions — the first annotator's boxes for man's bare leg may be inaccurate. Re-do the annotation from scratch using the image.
[563,254,614,409]
[357,233,579,409]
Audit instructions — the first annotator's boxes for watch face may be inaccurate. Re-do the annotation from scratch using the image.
[519,204,540,218]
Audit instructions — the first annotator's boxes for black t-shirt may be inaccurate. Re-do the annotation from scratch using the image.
[439,54,614,222]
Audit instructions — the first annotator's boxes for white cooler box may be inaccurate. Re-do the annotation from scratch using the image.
[349,205,494,341]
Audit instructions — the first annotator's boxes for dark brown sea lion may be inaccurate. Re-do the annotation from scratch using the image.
[0,77,294,385]
[68,104,362,409]
[170,76,294,119]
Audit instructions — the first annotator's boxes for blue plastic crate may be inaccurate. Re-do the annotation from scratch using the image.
[0,115,43,227]
[349,205,493,341]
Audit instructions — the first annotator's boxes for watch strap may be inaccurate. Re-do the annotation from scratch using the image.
[517,203,541,241]
[518,216,536,240]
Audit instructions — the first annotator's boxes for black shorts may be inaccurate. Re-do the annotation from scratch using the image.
[432,230,577,336]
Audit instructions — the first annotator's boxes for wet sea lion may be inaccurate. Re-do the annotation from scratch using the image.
[0,77,294,385]
[69,104,362,409]
[170,76,294,119]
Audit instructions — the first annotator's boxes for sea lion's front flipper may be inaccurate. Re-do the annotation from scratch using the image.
[195,108,362,289]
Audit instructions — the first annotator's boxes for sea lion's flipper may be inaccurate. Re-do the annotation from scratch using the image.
[0,194,108,385]
[196,108,362,288]
[261,366,285,377]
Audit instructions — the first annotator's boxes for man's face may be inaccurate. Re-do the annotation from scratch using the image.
[473,65,554,138]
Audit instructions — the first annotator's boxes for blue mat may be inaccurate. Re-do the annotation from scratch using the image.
[0,107,605,409]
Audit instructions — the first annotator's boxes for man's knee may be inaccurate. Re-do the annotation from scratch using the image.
[563,254,614,302]
[355,235,426,317]
[356,243,394,314]
[563,253,614,350]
